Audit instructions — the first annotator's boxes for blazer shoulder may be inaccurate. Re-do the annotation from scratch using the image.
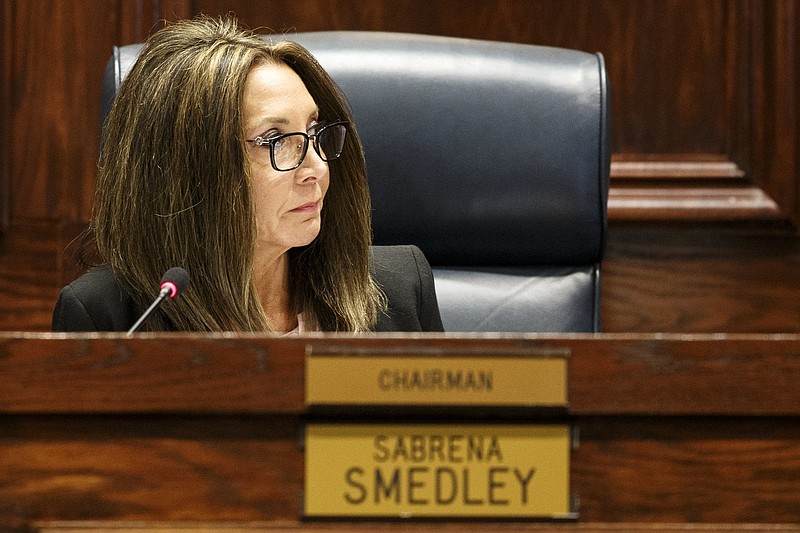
[52,266,139,332]
[371,244,427,294]
[371,245,443,332]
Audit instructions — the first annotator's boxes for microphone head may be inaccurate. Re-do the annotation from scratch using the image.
[159,267,190,299]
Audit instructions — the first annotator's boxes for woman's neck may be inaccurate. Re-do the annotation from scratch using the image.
[252,251,297,332]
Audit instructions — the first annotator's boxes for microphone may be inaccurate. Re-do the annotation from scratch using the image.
[126,267,190,334]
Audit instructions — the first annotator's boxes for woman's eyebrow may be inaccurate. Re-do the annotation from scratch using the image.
[249,108,320,131]
[258,116,290,125]
[247,116,288,136]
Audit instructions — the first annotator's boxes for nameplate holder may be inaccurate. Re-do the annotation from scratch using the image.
[305,344,569,409]
[304,422,575,520]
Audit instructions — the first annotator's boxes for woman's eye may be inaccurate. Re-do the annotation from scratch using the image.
[252,131,276,147]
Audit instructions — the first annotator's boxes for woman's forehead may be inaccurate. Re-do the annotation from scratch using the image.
[242,62,319,128]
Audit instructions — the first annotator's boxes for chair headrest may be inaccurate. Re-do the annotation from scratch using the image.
[102,32,610,266]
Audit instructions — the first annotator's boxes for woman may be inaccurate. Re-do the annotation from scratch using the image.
[52,16,442,333]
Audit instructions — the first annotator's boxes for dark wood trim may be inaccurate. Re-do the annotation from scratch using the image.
[746,0,800,227]
[2,334,800,416]
[608,185,782,221]
[606,157,781,220]
[31,521,800,532]
[611,159,745,180]
[0,0,11,232]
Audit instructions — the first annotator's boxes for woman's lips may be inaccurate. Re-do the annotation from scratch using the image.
[291,201,319,213]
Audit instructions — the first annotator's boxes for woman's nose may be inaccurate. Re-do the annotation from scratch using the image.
[296,145,326,182]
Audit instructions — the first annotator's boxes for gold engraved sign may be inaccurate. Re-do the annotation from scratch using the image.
[304,423,573,519]
[305,354,568,407]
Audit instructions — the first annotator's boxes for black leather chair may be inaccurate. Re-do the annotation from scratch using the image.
[102,32,610,332]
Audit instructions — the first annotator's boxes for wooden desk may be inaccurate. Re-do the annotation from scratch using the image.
[2,333,799,529]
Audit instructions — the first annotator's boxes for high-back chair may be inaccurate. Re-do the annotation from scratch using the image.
[102,32,610,332]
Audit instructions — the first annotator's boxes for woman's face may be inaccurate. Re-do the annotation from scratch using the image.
[242,61,330,260]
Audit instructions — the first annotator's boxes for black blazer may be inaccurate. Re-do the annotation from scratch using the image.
[51,245,443,333]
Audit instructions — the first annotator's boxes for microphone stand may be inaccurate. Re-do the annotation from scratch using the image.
[126,285,172,335]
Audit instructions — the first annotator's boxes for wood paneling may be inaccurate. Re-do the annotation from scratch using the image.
[30,524,800,533]
[0,220,62,330]
[573,417,800,522]
[2,334,800,524]
[10,414,798,524]
[4,334,800,416]
[750,1,800,227]
[1,1,11,231]
[2,0,188,226]
[601,224,800,332]
[6,0,111,222]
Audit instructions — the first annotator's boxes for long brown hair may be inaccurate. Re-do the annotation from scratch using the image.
[93,16,383,331]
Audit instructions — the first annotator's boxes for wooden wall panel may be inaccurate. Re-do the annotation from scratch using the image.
[601,224,800,333]
[3,334,800,524]
[3,0,190,224]
[6,0,113,223]
[750,1,800,227]
[1,0,11,230]
[7,414,800,523]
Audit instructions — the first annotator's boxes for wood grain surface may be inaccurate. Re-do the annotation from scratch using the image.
[3,334,800,415]
[2,334,800,526]
[30,521,800,533]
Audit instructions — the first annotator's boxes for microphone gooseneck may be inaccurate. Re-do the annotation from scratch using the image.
[126,267,190,335]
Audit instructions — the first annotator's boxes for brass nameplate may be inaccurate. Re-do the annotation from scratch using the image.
[305,354,567,407]
[304,423,573,519]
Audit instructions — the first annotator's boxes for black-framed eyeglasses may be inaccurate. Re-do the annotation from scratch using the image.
[246,121,348,172]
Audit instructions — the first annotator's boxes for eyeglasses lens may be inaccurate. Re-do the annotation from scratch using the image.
[267,123,347,171]
[317,124,346,161]
[273,134,307,171]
